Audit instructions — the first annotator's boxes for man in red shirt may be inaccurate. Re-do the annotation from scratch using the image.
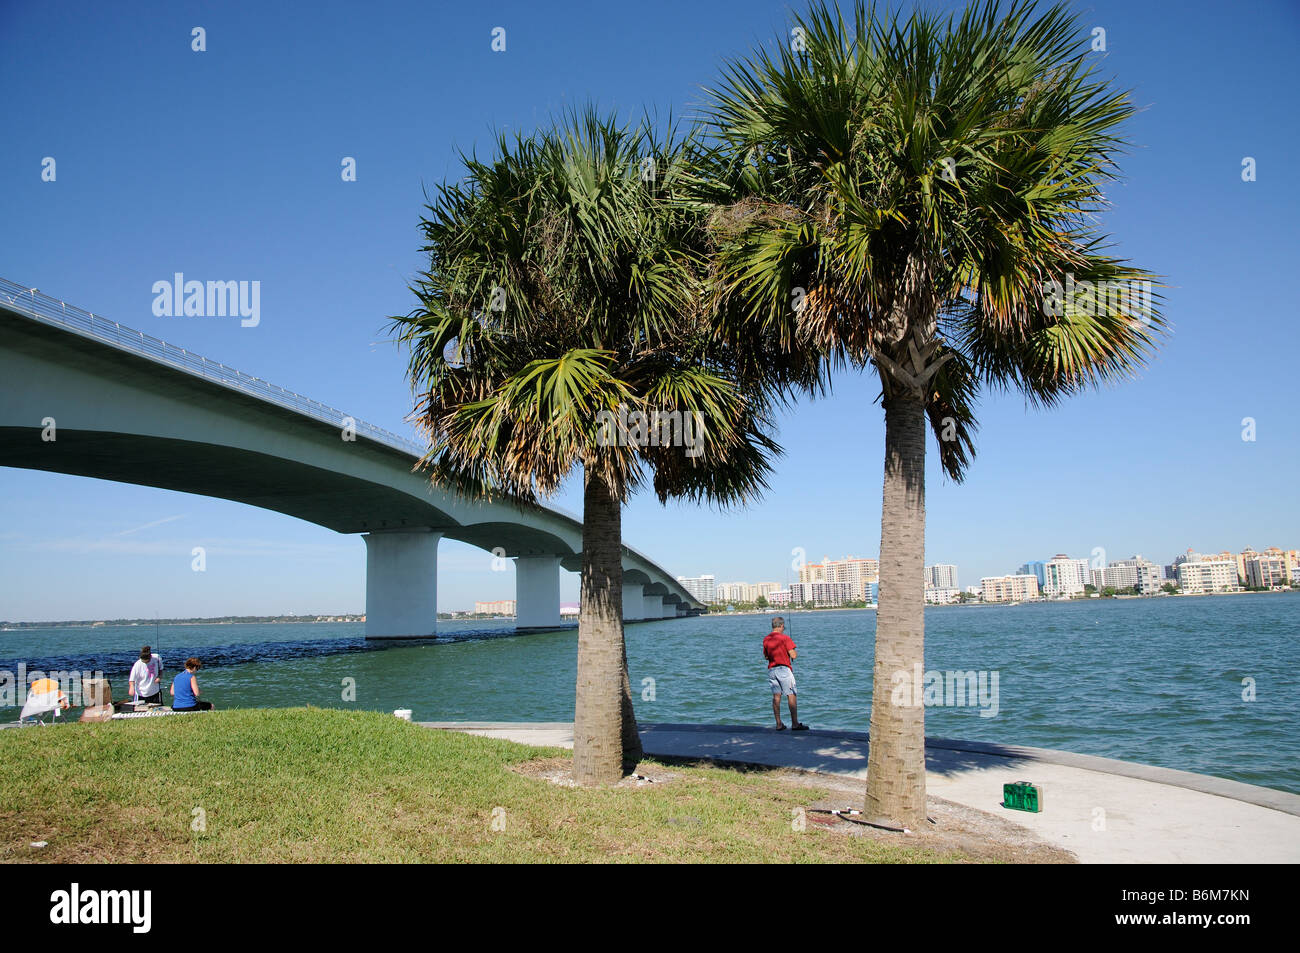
[762,617,808,730]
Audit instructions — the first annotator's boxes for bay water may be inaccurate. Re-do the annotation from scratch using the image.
[3,593,1296,794]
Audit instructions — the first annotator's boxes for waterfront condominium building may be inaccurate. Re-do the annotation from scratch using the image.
[1244,550,1288,588]
[1235,547,1258,585]
[1129,556,1167,594]
[676,574,716,604]
[715,582,751,603]
[1091,555,1165,594]
[925,564,959,589]
[474,600,517,615]
[980,574,1040,603]
[1040,554,1089,598]
[802,555,880,600]
[925,587,962,604]
[1090,564,1132,590]
[789,581,854,607]
[1170,549,1203,581]
[714,581,785,603]
[1176,559,1239,593]
[798,560,826,584]
[830,556,879,600]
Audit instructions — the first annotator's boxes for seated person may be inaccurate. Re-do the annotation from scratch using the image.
[128,645,163,704]
[170,657,214,712]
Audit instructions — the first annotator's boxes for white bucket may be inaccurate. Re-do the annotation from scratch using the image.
[393,709,413,722]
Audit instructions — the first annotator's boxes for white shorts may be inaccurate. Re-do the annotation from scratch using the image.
[767,665,796,696]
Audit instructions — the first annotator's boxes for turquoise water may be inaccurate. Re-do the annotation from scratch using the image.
[3,593,1297,793]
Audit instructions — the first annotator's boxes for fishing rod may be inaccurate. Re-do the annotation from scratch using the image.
[152,612,162,708]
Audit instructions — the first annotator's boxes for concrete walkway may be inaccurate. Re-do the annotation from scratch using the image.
[421,721,1300,864]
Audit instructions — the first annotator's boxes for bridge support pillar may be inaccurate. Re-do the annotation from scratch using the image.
[643,594,664,619]
[622,583,644,622]
[364,529,441,639]
[516,555,563,632]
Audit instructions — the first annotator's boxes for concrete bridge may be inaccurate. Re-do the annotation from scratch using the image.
[0,279,703,636]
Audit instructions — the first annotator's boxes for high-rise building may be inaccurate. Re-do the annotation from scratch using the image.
[1176,559,1238,593]
[474,600,517,615]
[789,581,853,607]
[713,581,784,603]
[798,560,827,584]
[829,556,878,600]
[1235,548,1257,586]
[1170,549,1203,582]
[800,553,883,598]
[1285,551,1300,584]
[1041,554,1088,598]
[676,574,716,603]
[1018,561,1047,588]
[716,582,756,603]
[1244,551,1287,588]
[802,555,879,600]
[926,564,959,589]
[980,574,1040,603]
[1092,555,1164,594]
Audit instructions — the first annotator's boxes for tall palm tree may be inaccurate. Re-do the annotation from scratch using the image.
[392,109,783,785]
[700,0,1164,827]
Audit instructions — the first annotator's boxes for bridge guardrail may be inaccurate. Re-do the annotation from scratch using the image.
[0,278,427,458]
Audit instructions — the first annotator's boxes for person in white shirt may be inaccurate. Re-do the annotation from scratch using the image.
[128,646,164,704]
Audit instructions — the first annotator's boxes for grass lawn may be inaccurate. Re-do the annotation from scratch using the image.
[0,707,980,863]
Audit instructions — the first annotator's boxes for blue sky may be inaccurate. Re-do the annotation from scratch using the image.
[2,0,1297,620]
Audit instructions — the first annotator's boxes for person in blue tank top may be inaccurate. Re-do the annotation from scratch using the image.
[170,657,214,712]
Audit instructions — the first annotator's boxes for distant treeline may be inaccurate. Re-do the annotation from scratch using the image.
[0,615,365,628]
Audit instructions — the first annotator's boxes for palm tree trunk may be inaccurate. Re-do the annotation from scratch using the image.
[620,640,643,769]
[573,468,638,784]
[864,392,928,828]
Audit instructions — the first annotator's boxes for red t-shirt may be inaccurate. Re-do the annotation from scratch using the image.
[763,631,796,669]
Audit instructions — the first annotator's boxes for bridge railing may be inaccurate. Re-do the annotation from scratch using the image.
[0,278,427,458]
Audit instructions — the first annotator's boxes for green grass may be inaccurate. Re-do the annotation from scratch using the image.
[0,708,970,863]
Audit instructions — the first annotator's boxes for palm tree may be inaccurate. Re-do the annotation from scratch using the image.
[700,0,1164,827]
[392,109,782,785]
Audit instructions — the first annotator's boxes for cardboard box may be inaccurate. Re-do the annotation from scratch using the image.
[82,677,112,708]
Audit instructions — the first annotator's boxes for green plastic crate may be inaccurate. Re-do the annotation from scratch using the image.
[1003,780,1043,812]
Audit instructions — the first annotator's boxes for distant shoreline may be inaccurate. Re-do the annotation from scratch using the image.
[2,588,1292,629]
[707,588,1296,614]
[0,617,365,631]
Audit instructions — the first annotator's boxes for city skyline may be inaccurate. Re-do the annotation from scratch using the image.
[673,542,1298,608]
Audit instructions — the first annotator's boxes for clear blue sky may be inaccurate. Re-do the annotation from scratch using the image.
[2,0,1297,620]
